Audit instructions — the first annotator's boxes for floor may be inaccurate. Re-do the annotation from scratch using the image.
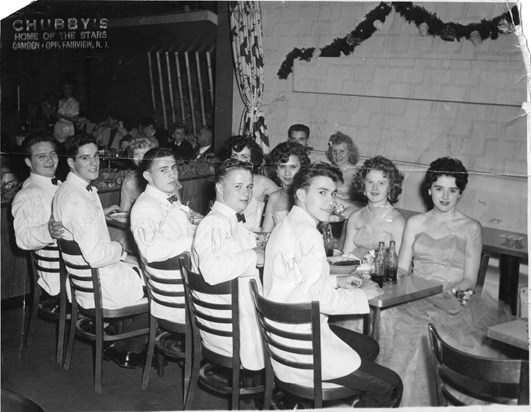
[1,264,527,411]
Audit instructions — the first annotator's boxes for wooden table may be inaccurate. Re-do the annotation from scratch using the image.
[487,319,529,351]
[398,208,528,315]
[363,276,443,341]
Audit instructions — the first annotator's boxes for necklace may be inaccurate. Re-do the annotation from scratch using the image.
[367,203,394,223]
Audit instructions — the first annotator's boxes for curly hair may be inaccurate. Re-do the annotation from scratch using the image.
[125,137,158,161]
[267,141,311,169]
[326,131,359,165]
[353,156,404,204]
[220,135,264,167]
[424,157,468,193]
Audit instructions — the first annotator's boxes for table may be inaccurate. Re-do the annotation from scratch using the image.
[363,276,443,341]
[398,208,528,315]
[487,319,529,351]
[106,216,138,255]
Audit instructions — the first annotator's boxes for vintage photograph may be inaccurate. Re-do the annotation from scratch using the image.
[1,1,528,410]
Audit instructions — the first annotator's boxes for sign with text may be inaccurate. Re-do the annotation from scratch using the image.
[10,17,109,50]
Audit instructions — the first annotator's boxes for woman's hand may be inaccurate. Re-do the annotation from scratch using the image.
[451,287,475,305]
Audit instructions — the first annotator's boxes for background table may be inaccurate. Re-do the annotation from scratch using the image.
[487,319,529,351]
[363,276,443,341]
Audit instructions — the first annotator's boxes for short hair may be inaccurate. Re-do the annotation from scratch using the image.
[140,147,176,173]
[222,135,264,166]
[171,122,191,135]
[291,162,343,201]
[353,156,404,204]
[326,131,359,165]
[64,134,98,159]
[287,124,310,139]
[126,137,159,160]
[21,133,57,157]
[424,157,469,193]
[215,158,253,184]
[267,141,311,170]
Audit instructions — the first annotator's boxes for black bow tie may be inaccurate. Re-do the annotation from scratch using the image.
[236,213,246,223]
[167,194,179,204]
[86,184,94,192]
[51,177,58,185]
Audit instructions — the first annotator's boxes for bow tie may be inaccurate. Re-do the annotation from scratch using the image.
[167,194,179,204]
[51,177,58,185]
[236,213,246,223]
[86,184,94,192]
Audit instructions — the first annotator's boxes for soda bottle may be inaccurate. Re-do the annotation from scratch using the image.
[372,241,386,287]
[322,223,334,257]
[386,240,398,284]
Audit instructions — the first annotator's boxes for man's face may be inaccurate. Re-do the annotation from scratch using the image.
[288,131,308,147]
[25,141,58,178]
[68,143,100,182]
[141,124,156,138]
[296,176,337,224]
[173,128,186,144]
[197,127,212,147]
[217,169,253,213]
[143,156,179,194]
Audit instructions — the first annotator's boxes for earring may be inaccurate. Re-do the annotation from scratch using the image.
[428,190,432,196]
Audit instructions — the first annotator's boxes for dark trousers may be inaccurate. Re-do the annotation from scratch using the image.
[327,324,403,408]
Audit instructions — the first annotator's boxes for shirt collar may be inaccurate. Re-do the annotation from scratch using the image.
[145,184,181,205]
[198,145,211,155]
[29,172,59,186]
[290,205,318,226]
[211,201,241,220]
[66,172,97,192]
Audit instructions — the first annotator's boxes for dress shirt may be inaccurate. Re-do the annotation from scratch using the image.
[53,97,79,142]
[12,173,61,295]
[192,201,264,370]
[263,205,370,385]
[53,172,145,309]
[131,184,195,323]
[195,145,213,159]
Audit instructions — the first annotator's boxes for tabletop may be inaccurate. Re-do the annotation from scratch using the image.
[368,276,443,308]
[487,319,529,351]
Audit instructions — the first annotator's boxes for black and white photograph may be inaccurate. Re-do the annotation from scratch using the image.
[1,1,529,411]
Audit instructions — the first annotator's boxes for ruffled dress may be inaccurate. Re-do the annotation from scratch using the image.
[376,232,513,407]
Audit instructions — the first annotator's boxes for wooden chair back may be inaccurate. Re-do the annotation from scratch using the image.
[249,279,357,409]
[427,323,529,405]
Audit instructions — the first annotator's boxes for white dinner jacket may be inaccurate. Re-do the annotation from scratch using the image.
[12,172,60,295]
[263,206,370,386]
[53,172,145,309]
[192,201,264,371]
[131,184,195,323]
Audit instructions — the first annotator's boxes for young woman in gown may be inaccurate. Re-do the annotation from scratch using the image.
[377,157,512,407]
[342,156,405,258]
[261,142,310,232]
[326,131,359,202]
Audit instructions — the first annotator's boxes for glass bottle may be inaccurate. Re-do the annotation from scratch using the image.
[386,240,398,284]
[322,223,335,257]
[373,241,386,287]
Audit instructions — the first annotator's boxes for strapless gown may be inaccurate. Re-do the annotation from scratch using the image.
[352,225,394,257]
[375,232,513,407]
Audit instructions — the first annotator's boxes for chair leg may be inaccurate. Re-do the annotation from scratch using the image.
[231,366,240,410]
[56,291,68,366]
[183,330,193,409]
[63,304,78,369]
[23,287,41,351]
[94,315,104,393]
[262,368,274,410]
[141,318,157,390]
[185,341,202,410]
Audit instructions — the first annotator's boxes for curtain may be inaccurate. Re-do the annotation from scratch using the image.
[229,1,269,154]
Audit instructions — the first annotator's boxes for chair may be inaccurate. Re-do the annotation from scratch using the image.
[181,265,263,410]
[57,239,149,393]
[138,252,192,408]
[427,323,529,406]
[23,246,70,367]
[475,251,490,294]
[249,279,360,409]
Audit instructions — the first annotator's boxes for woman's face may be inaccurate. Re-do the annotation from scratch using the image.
[364,169,390,206]
[297,176,337,224]
[276,154,301,188]
[231,146,252,163]
[331,142,350,167]
[430,175,460,213]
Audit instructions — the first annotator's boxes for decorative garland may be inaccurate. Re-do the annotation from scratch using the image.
[277,2,520,79]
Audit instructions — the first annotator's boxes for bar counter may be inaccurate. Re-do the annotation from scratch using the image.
[1,172,214,301]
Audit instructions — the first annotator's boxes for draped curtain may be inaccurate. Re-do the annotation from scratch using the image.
[229,1,269,154]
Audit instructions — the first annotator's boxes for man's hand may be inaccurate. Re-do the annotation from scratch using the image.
[103,205,123,216]
[360,280,385,300]
[336,275,363,289]
[253,247,265,267]
[48,216,65,239]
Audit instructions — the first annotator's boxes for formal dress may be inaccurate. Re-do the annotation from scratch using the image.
[336,163,357,201]
[53,96,79,142]
[53,172,145,309]
[376,231,513,407]
[192,201,264,370]
[131,184,196,323]
[12,173,61,295]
